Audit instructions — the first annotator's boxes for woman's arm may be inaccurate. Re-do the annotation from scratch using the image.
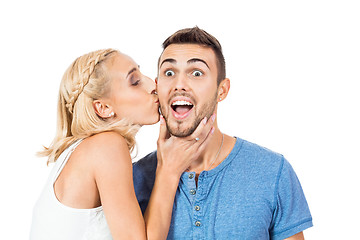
[144,115,215,239]
[89,132,147,240]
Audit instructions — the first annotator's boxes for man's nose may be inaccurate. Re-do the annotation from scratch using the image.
[173,73,189,91]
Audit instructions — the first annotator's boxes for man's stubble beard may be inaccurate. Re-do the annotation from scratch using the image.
[160,92,218,138]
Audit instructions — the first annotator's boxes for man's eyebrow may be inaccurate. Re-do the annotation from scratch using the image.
[159,58,176,68]
[126,65,140,78]
[187,58,210,69]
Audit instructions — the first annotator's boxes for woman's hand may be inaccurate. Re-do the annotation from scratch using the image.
[144,114,215,239]
[156,113,215,178]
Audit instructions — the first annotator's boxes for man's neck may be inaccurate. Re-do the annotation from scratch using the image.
[186,129,236,175]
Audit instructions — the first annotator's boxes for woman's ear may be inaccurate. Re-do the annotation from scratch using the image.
[93,100,114,119]
[217,78,230,102]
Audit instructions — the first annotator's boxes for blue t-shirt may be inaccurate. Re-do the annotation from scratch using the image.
[133,137,312,240]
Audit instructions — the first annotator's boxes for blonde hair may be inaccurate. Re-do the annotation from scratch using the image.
[39,49,139,164]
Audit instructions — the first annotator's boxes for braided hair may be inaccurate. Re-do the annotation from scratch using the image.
[64,49,115,114]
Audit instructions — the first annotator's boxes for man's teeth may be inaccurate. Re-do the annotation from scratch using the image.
[172,100,193,106]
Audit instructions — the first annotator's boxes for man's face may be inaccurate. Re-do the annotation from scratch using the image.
[157,44,219,137]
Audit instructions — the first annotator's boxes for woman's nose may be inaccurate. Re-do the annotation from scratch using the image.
[143,75,156,94]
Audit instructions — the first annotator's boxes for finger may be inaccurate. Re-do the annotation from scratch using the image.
[189,114,214,143]
[158,115,169,143]
[197,126,215,150]
[187,113,216,144]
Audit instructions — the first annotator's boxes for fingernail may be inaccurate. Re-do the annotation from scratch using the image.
[202,117,207,125]
[160,115,164,124]
[211,113,216,122]
[211,127,215,134]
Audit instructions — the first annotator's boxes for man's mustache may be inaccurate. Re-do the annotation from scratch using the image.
[167,92,196,106]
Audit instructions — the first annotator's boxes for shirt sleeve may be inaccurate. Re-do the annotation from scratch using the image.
[270,157,313,240]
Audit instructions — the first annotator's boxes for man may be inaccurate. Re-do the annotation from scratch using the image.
[133,27,312,240]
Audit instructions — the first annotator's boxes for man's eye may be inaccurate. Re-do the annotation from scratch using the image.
[192,70,203,77]
[165,70,175,77]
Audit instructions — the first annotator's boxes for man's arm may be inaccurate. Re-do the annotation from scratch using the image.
[284,231,304,240]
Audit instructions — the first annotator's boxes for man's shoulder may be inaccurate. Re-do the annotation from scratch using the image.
[232,137,286,177]
[237,137,284,161]
[133,151,158,175]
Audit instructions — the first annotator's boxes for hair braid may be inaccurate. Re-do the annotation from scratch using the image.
[65,49,116,113]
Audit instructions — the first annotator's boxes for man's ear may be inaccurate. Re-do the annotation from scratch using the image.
[217,78,230,102]
[93,100,114,119]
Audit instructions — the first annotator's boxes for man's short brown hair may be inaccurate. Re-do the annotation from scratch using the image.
[161,26,226,85]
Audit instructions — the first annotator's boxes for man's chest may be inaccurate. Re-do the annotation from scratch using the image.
[167,174,274,240]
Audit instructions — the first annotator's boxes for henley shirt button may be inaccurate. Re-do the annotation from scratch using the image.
[195,221,201,227]
[190,189,196,195]
[195,205,200,211]
[189,173,194,179]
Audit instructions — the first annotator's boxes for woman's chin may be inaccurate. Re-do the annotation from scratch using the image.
[151,114,161,125]
[137,113,160,126]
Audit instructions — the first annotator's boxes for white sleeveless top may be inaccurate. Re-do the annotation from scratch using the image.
[30,140,113,240]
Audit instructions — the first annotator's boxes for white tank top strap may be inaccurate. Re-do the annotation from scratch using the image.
[52,139,83,184]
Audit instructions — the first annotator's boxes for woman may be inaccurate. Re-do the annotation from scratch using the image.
[30,49,214,239]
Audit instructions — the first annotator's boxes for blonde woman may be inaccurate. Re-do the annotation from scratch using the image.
[30,49,214,240]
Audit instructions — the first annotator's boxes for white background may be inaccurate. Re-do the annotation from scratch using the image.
[1,0,359,239]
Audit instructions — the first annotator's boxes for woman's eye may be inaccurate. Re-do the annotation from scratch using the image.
[165,70,175,77]
[192,70,203,77]
[131,80,140,86]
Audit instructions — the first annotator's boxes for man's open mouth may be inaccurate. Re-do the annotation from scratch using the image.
[171,99,194,119]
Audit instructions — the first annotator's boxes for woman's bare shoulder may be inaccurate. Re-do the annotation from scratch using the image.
[75,132,132,168]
